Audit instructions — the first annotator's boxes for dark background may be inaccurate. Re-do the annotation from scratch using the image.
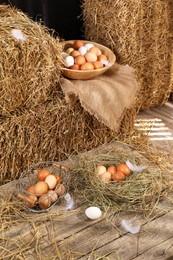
[0,0,84,40]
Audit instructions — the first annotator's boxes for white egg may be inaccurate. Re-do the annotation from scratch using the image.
[61,52,68,59]
[64,55,74,67]
[78,46,87,56]
[85,43,94,51]
[85,206,102,220]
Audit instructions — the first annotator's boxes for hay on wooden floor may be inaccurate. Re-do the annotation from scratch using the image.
[0,4,62,116]
[82,0,173,109]
[0,140,173,259]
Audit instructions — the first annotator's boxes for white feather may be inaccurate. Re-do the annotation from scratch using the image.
[63,193,75,210]
[121,219,140,234]
[11,29,26,41]
[101,60,109,66]
[126,160,147,172]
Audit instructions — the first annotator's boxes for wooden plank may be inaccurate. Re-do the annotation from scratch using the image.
[137,110,173,130]
[152,102,173,119]
[134,236,173,260]
[78,209,173,260]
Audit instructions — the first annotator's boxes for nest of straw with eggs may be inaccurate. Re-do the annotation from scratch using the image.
[82,0,173,109]
[67,140,172,217]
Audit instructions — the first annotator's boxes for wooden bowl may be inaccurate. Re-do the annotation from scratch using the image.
[60,40,116,80]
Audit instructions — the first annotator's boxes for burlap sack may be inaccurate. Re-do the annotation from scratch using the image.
[60,63,140,131]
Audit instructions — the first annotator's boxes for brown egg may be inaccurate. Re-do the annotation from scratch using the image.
[89,46,102,56]
[34,181,49,195]
[18,193,37,208]
[38,195,51,209]
[70,50,80,57]
[56,184,66,196]
[93,61,104,69]
[74,55,86,65]
[107,166,117,175]
[37,168,51,181]
[45,175,57,190]
[97,54,108,62]
[73,40,84,49]
[26,194,38,208]
[117,163,131,176]
[99,171,112,183]
[69,64,80,70]
[95,165,107,176]
[111,171,126,181]
[81,62,94,70]
[26,185,36,194]
[66,47,74,55]
[54,173,62,185]
[47,190,58,203]
[85,52,97,63]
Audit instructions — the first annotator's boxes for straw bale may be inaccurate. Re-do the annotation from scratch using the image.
[0,84,136,184]
[82,0,173,109]
[0,4,62,116]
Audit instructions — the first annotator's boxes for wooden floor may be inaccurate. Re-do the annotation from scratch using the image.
[1,101,173,260]
[136,100,173,150]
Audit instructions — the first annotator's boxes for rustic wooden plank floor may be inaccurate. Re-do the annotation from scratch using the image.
[1,101,173,260]
[135,100,173,151]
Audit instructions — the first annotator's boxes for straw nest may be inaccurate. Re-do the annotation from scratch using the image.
[68,142,173,216]
[0,4,62,116]
[82,0,173,109]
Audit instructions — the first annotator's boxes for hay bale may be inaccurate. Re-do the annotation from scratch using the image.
[82,0,173,109]
[0,84,136,184]
[0,4,138,184]
[0,4,62,116]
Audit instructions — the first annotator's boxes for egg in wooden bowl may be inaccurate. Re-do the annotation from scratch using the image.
[60,40,116,80]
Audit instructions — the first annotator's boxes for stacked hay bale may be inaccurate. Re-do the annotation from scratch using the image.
[82,0,173,109]
[0,4,136,184]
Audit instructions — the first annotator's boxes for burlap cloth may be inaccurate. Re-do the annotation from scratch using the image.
[60,63,140,131]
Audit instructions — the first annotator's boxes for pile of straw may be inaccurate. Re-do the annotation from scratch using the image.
[82,0,173,109]
[0,4,62,116]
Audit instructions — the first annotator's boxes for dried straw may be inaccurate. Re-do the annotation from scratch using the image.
[82,0,173,109]
[0,86,136,184]
[0,4,62,116]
